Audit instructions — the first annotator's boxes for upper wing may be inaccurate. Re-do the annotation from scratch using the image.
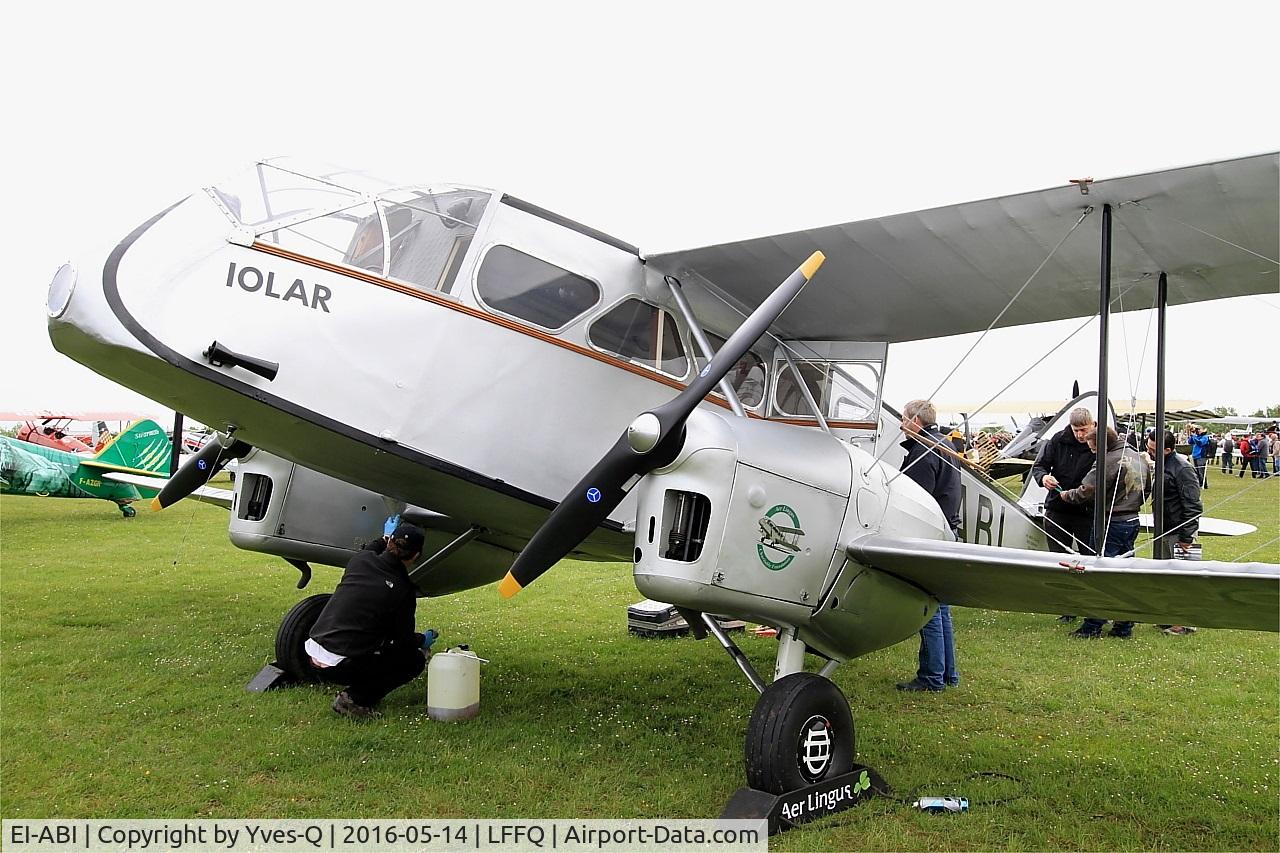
[846,534,1278,631]
[648,153,1278,342]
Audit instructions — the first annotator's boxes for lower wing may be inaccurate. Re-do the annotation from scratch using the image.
[846,535,1278,631]
[101,471,233,509]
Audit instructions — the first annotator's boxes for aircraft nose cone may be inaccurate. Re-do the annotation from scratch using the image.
[46,262,77,318]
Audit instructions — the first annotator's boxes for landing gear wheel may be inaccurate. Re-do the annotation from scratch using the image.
[274,593,332,681]
[120,504,136,518]
[745,672,854,794]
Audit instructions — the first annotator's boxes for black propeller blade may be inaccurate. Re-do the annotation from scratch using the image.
[151,436,250,510]
[498,251,825,598]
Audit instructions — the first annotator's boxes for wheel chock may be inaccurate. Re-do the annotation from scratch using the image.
[719,764,889,834]
[245,662,297,693]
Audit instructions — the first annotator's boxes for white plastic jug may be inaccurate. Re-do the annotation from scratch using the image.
[426,646,485,721]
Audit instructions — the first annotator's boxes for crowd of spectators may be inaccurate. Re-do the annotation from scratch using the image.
[1025,416,1278,639]
[1187,425,1277,482]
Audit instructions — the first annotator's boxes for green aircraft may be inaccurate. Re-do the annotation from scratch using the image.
[0,419,172,516]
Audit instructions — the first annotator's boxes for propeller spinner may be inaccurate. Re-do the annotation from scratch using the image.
[498,251,825,598]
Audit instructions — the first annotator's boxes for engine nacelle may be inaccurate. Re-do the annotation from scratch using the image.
[229,450,516,595]
[633,409,950,661]
[230,449,388,568]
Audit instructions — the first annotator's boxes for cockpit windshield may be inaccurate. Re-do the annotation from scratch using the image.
[207,158,491,294]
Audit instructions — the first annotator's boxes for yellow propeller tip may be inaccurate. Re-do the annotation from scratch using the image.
[497,572,523,599]
[149,497,164,512]
[799,251,825,280]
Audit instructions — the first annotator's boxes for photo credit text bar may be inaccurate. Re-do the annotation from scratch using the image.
[2,820,768,853]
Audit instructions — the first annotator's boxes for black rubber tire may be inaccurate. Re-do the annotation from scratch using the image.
[745,672,855,794]
[274,593,332,681]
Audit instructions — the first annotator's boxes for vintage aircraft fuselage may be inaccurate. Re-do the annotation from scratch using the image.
[47,161,1050,660]
[50,169,717,561]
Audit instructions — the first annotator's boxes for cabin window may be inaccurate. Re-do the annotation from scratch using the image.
[475,245,601,330]
[696,333,767,409]
[774,359,882,421]
[589,298,689,377]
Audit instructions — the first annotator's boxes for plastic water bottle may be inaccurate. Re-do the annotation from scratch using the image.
[913,796,969,813]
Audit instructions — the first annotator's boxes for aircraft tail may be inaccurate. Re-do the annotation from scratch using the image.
[85,419,172,474]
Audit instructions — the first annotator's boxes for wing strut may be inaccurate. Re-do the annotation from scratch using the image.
[1093,203,1112,557]
[662,275,746,418]
[779,341,831,434]
[1152,271,1169,554]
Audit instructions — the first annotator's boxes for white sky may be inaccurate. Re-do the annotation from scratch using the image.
[2,1,1277,422]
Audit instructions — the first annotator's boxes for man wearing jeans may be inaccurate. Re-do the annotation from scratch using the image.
[1254,432,1270,478]
[1060,427,1151,638]
[895,399,962,692]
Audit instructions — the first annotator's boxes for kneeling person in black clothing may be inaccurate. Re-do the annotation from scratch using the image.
[306,523,431,719]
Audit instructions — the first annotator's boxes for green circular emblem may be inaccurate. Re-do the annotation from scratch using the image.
[757,504,803,571]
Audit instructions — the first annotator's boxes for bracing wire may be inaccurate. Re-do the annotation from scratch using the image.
[1233,535,1280,564]
[1096,207,1165,559]
[1127,200,1280,265]
[669,197,1271,561]
[924,209,1094,403]
[885,314,1097,485]
[672,206,1094,447]
[1137,473,1280,554]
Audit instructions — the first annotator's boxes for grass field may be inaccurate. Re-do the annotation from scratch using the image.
[2,468,1277,850]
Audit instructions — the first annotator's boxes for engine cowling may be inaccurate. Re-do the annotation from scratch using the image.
[632,409,950,661]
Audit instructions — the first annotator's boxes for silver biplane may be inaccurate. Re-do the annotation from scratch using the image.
[46,153,1279,814]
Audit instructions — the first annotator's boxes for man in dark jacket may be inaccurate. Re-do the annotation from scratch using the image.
[1146,432,1202,559]
[1031,408,1096,624]
[895,399,961,693]
[1253,433,1270,479]
[1060,427,1151,638]
[307,522,430,718]
[1031,408,1097,556]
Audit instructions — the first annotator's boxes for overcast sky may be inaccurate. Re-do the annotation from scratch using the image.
[2,2,1276,424]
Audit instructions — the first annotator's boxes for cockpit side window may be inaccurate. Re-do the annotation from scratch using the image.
[381,190,487,293]
[698,333,766,409]
[773,359,882,421]
[589,298,689,378]
[475,246,601,331]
